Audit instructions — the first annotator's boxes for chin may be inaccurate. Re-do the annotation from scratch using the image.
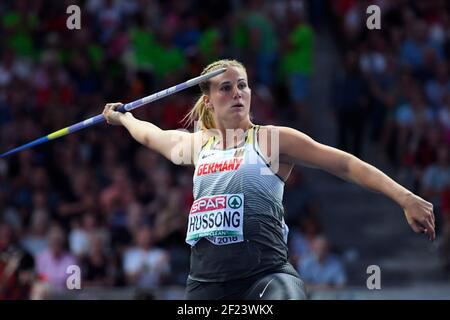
[229,112,247,120]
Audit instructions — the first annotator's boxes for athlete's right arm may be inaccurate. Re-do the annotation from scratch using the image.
[103,103,199,165]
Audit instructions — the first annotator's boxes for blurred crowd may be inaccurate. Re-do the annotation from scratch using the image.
[331,0,450,274]
[1,0,448,299]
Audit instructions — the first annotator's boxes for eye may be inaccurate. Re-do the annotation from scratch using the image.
[238,82,247,89]
[220,84,231,92]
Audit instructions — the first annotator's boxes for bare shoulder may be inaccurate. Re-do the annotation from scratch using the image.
[254,125,280,141]
[190,129,217,165]
[256,124,278,133]
[257,125,309,146]
[258,125,318,162]
[257,125,298,134]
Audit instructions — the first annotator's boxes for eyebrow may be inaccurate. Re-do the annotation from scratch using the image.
[219,78,247,85]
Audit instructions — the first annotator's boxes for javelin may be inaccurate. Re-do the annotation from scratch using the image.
[0,67,226,158]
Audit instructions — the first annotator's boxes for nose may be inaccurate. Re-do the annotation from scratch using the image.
[232,85,242,99]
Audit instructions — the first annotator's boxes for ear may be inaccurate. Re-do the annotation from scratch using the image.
[203,95,213,110]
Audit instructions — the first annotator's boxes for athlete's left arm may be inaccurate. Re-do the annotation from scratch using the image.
[277,126,435,241]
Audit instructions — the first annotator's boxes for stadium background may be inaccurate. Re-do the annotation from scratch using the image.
[0,0,449,299]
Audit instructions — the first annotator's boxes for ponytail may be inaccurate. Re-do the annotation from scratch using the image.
[183,94,216,131]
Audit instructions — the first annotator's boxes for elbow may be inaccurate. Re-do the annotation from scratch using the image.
[142,133,153,149]
[335,153,357,181]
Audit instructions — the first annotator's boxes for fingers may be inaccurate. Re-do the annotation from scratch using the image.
[405,196,436,242]
[103,102,123,113]
[110,103,123,111]
[410,221,423,234]
[424,201,435,222]
[418,200,436,241]
[103,102,123,124]
[411,217,436,242]
[423,219,436,241]
[426,203,436,241]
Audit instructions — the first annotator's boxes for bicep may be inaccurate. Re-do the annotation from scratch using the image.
[279,127,352,176]
[150,130,197,165]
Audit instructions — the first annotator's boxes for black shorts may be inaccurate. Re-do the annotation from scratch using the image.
[185,268,307,300]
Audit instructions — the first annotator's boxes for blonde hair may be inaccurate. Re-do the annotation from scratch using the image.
[183,59,246,130]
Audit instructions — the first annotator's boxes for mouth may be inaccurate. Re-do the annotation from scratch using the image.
[231,103,244,109]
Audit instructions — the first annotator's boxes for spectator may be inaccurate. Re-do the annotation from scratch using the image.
[425,62,450,109]
[122,224,170,290]
[334,51,368,157]
[244,0,278,87]
[69,212,108,260]
[21,208,49,258]
[420,145,450,234]
[35,224,76,294]
[81,231,114,287]
[297,235,347,289]
[0,223,36,299]
[279,10,314,130]
[289,213,323,268]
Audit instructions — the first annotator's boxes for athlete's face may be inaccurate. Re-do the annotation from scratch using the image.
[205,66,251,126]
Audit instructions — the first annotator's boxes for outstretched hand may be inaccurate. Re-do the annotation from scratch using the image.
[403,193,435,241]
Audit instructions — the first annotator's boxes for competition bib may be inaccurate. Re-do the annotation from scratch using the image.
[186,194,244,246]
